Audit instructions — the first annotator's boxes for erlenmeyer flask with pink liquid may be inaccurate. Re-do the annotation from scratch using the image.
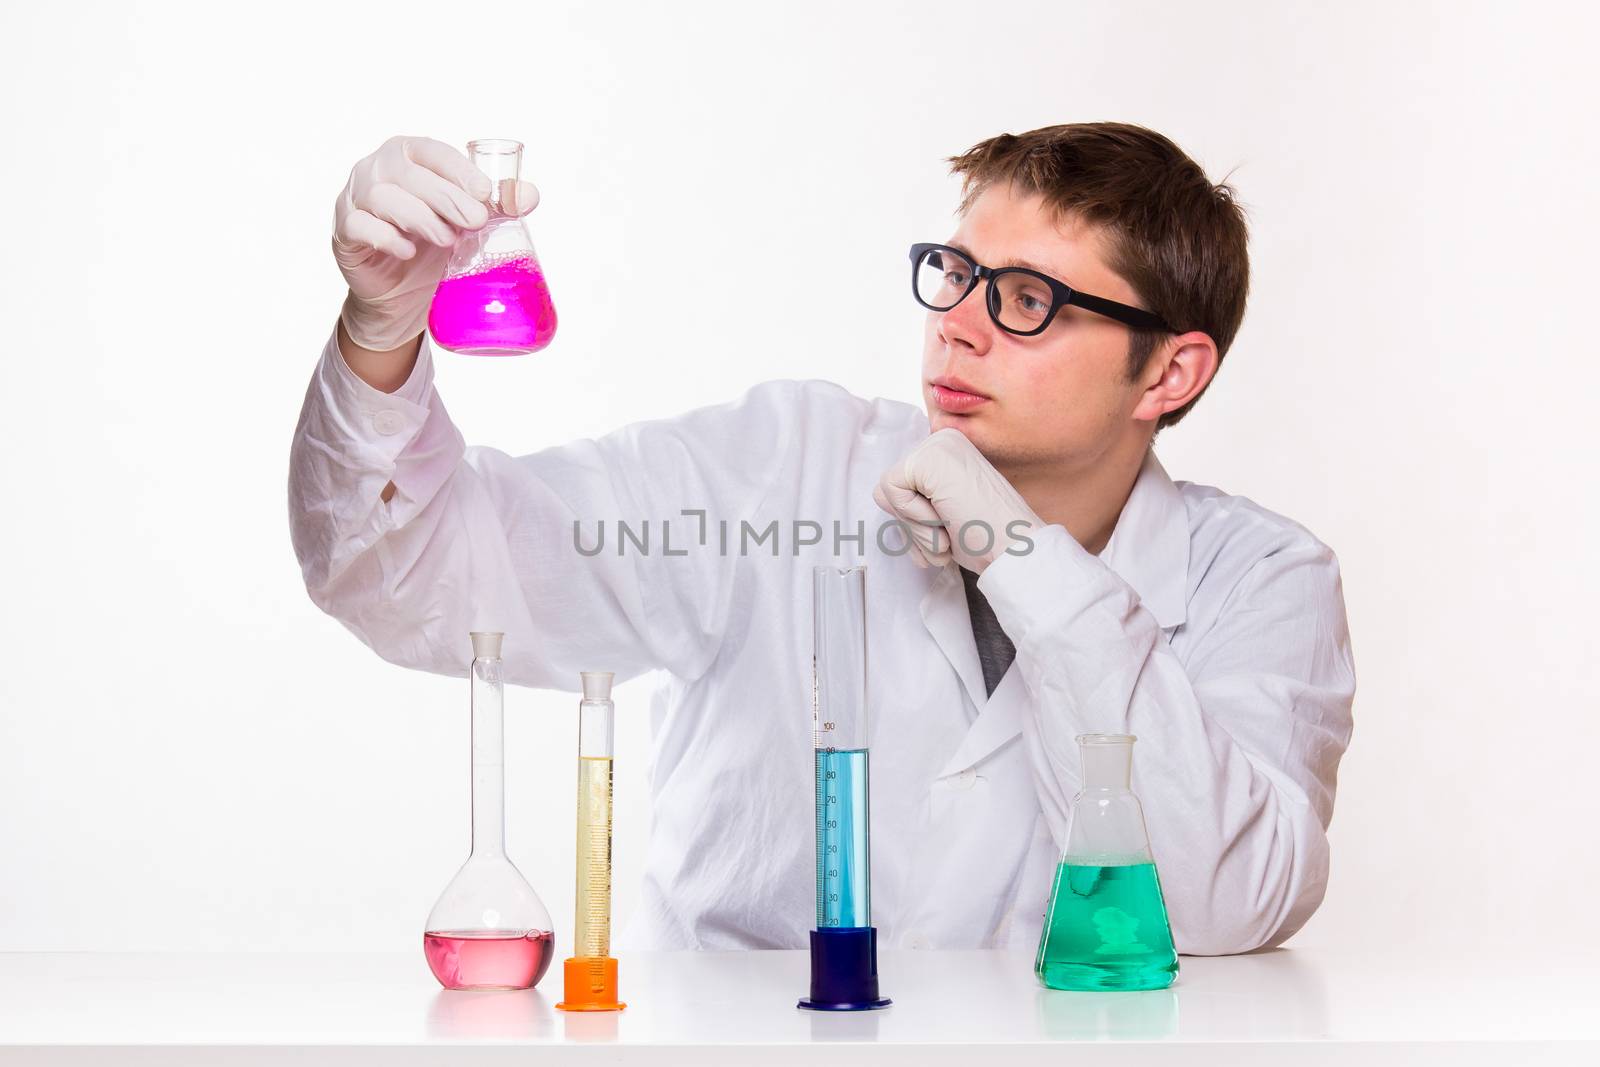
[427,139,557,356]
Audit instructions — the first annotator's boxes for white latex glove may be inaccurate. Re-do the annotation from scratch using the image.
[872,428,1045,573]
[332,135,541,352]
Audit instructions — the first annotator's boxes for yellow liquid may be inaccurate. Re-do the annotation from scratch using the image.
[574,756,614,958]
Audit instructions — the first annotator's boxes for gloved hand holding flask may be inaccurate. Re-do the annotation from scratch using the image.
[331,135,543,362]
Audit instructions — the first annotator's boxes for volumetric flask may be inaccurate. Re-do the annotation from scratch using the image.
[427,138,557,356]
[798,565,890,1011]
[424,632,555,990]
[1035,734,1178,992]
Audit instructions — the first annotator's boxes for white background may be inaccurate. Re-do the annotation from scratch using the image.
[1,0,1595,959]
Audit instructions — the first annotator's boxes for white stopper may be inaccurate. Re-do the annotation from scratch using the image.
[470,631,504,659]
[581,671,614,701]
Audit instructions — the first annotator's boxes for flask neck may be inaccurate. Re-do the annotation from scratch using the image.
[1078,734,1134,791]
[468,138,522,217]
[469,655,506,858]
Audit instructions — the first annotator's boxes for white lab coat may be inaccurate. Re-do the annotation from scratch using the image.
[289,331,1356,956]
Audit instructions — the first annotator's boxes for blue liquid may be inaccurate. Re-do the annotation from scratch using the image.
[815,749,870,929]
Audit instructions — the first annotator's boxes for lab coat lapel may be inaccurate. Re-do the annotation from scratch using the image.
[921,560,1028,779]
[918,562,989,718]
[934,447,1190,779]
[937,654,1028,778]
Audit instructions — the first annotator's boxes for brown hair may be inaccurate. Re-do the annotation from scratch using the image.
[946,122,1249,430]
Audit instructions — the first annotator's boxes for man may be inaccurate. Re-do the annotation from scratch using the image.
[290,123,1355,956]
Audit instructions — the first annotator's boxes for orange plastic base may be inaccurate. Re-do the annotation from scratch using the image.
[555,956,625,1011]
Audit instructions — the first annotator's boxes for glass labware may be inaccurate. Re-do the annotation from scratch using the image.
[1035,734,1179,992]
[798,565,890,1011]
[556,672,625,1012]
[427,138,558,356]
[423,631,555,991]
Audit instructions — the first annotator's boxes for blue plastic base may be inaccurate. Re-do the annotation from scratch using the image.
[796,927,892,1011]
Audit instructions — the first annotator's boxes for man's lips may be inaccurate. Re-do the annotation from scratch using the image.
[930,376,991,413]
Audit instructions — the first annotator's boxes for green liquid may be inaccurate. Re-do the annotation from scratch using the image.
[1035,861,1178,991]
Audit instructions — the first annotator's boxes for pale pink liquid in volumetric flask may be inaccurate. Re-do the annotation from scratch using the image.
[424,929,556,990]
[427,255,558,356]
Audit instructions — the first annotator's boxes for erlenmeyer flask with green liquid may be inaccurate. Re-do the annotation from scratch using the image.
[1035,734,1179,992]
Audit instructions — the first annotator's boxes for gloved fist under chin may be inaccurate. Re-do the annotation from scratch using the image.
[872,428,1044,573]
[332,135,541,352]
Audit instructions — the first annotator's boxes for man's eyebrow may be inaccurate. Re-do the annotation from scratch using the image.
[944,240,1061,279]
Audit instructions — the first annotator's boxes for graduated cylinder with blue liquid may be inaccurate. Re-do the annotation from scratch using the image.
[798,565,890,1011]
[815,747,868,928]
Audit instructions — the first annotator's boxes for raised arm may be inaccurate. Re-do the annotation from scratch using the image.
[292,134,800,687]
[289,326,810,687]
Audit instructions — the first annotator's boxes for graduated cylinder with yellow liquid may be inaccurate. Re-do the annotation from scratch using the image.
[555,672,626,1012]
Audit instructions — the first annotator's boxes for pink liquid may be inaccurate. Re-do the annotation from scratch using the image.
[424,929,555,990]
[427,255,558,355]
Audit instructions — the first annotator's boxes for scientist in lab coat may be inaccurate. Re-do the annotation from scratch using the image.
[290,123,1355,956]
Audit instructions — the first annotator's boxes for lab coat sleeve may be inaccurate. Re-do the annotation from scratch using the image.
[977,524,1356,955]
[287,327,799,688]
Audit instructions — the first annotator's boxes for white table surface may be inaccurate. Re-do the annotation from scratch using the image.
[1,946,1594,1065]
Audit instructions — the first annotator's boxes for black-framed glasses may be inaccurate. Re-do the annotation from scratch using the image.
[909,242,1172,336]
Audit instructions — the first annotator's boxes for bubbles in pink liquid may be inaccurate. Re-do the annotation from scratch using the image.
[423,929,555,990]
[427,255,557,355]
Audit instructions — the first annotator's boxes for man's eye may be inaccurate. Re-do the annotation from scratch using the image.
[1018,292,1049,314]
[945,270,969,287]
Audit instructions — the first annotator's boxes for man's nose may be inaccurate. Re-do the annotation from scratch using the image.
[937,280,996,354]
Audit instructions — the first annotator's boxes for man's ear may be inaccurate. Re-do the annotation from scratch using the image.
[1131,332,1219,423]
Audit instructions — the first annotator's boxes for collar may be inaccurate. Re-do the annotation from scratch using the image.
[1097,448,1189,631]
